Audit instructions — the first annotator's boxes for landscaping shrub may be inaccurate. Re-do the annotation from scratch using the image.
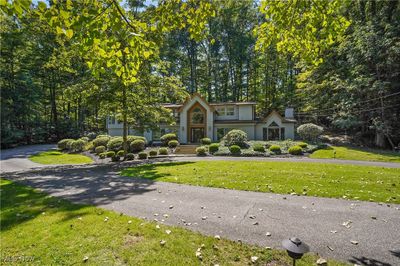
[224,130,248,148]
[253,143,265,152]
[196,146,207,156]
[97,134,110,138]
[79,136,89,143]
[107,137,124,152]
[93,136,111,148]
[117,150,125,157]
[229,145,241,155]
[57,139,74,150]
[138,152,148,159]
[95,146,106,155]
[168,140,179,148]
[158,148,168,155]
[99,152,106,159]
[86,132,97,140]
[160,133,178,146]
[70,139,86,152]
[297,142,308,148]
[106,151,115,158]
[125,153,135,160]
[201,138,211,145]
[297,123,323,141]
[149,150,158,156]
[111,155,120,162]
[127,135,147,145]
[208,143,219,154]
[288,145,303,155]
[269,145,281,154]
[130,139,145,152]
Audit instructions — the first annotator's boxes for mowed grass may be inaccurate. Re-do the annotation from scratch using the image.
[121,161,400,203]
[310,146,400,163]
[0,179,347,266]
[29,150,92,165]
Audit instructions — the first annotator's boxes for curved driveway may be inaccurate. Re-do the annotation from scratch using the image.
[1,145,400,265]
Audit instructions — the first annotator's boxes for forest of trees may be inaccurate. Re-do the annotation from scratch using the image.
[1,0,399,149]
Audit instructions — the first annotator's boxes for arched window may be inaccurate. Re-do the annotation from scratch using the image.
[191,107,204,124]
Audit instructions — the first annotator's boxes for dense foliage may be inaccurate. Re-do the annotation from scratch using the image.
[1,0,399,149]
[223,130,248,148]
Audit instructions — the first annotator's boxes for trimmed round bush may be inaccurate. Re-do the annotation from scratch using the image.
[269,145,281,153]
[208,143,219,154]
[111,155,120,162]
[297,142,308,148]
[288,145,303,155]
[168,140,179,148]
[107,137,124,152]
[158,148,168,155]
[297,123,323,141]
[95,146,106,155]
[130,139,145,152]
[93,136,111,148]
[117,150,125,157]
[127,135,146,145]
[125,153,135,160]
[106,151,115,158]
[149,150,158,156]
[87,132,97,140]
[160,133,178,146]
[196,146,207,156]
[253,144,265,152]
[201,138,211,145]
[229,145,241,155]
[70,139,86,152]
[99,152,106,159]
[57,139,74,150]
[138,152,148,159]
[224,130,248,148]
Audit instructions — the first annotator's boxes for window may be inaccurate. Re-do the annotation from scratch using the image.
[152,130,161,141]
[191,107,205,124]
[216,106,234,116]
[226,107,235,116]
[216,107,225,116]
[280,128,285,140]
[109,116,115,124]
[217,128,230,140]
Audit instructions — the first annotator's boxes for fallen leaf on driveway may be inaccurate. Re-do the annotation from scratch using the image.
[350,240,358,245]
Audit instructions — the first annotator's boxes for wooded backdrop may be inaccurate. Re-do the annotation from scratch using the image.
[1,0,399,148]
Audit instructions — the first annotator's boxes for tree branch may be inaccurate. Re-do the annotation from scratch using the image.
[111,0,141,36]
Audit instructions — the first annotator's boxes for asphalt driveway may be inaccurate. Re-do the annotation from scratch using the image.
[3,163,400,265]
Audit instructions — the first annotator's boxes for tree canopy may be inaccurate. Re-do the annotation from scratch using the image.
[1,0,399,149]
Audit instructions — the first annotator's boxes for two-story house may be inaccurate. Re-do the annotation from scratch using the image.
[107,93,296,143]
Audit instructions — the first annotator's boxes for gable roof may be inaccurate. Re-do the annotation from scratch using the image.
[177,92,215,112]
[260,110,296,123]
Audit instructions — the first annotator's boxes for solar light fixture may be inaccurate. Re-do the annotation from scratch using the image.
[282,237,310,266]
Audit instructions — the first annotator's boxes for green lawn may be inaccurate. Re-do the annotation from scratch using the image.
[310,146,400,163]
[29,150,93,164]
[121,161,400,203]
[0,179,346,265]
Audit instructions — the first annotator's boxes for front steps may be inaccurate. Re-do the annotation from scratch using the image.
[174,145,198,155]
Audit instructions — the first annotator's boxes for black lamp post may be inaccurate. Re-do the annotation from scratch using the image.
[282,237,310,266]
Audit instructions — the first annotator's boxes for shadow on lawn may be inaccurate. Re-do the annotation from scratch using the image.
[1,161,194,231]
[120,161,194,180]
[0,180,91,232]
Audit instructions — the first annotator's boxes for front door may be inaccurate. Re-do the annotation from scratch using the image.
[191,127,205,143]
